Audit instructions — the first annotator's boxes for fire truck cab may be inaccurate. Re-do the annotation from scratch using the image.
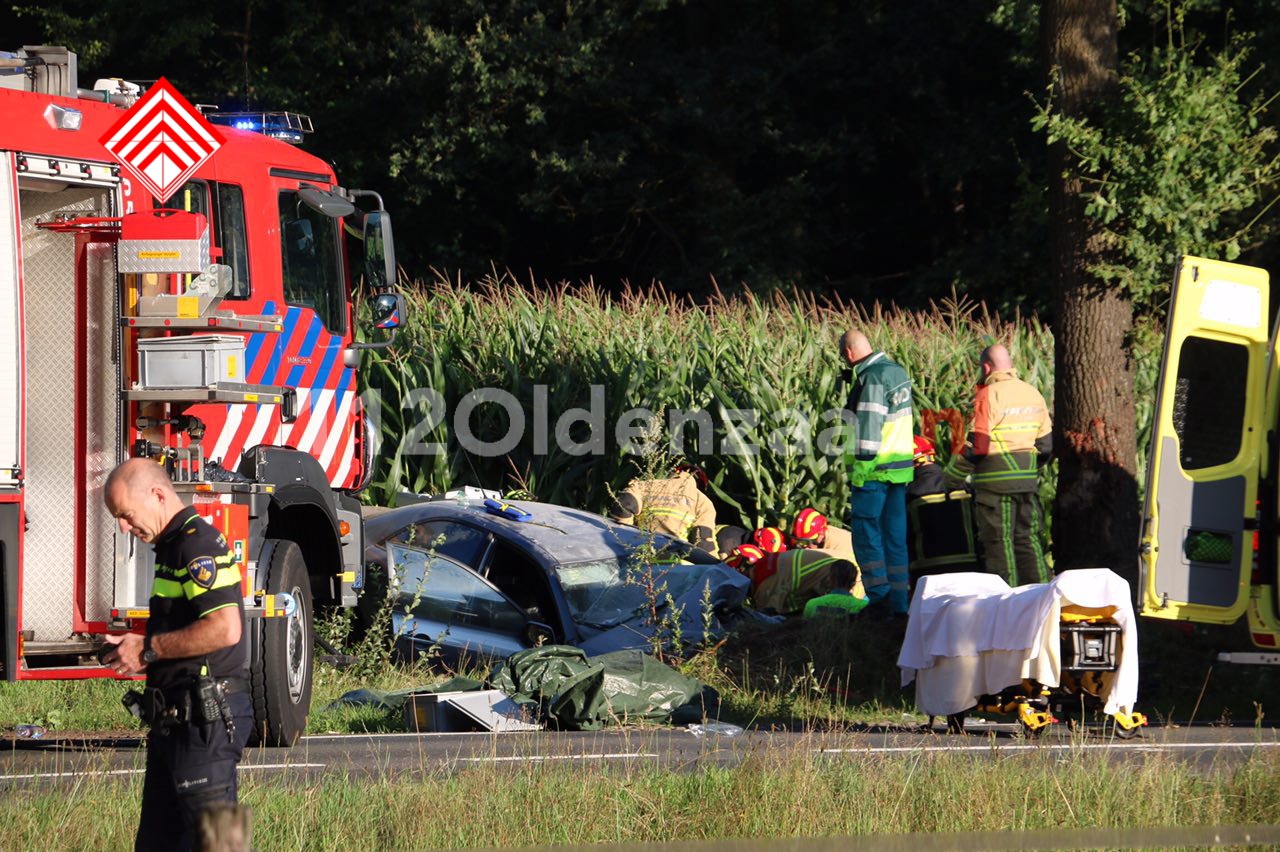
[0,47,401,743]
[1139,254,1280,660]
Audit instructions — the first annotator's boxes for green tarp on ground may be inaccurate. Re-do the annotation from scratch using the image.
[489,646,719,731]
[324,647,717,731]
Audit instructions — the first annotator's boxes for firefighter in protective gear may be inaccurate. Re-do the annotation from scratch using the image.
[727,543,778,590]
[944,344,1052,586]
[840,329,914,615]
[612,467,716,553]
[753,549,860,616]
[100,459,252,852]
[790,507,865,599]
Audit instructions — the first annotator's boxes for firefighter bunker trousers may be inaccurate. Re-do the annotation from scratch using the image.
[135,690,253,852]
[973,490,1049,588]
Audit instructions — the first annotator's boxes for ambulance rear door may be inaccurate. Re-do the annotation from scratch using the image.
[1140,255,1270,624]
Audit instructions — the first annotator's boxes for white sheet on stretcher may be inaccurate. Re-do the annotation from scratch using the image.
[897,568,1139,716]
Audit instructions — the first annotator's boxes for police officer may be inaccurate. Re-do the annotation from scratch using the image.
[101,458,253,852]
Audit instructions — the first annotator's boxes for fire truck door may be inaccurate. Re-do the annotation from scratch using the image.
[16,161,121,642]
[1140,255,1270,625]
[0,154,19,489]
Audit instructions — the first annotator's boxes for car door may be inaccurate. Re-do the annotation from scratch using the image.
[387,542,530,665]
[1140,255,1271,625]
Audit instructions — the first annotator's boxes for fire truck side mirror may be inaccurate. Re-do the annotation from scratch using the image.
[371,292,404,331]
[362,210,397,291]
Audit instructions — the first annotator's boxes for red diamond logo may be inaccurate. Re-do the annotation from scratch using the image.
[100,77,225,205]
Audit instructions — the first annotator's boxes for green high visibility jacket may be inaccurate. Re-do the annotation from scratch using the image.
[844,351,915,487]
[803,590,870,619]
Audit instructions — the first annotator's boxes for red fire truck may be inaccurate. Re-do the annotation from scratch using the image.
[0,46,402,744]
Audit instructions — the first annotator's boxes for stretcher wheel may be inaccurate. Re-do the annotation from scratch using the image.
[1111,718,1141,740]
[1020,719,1048,738]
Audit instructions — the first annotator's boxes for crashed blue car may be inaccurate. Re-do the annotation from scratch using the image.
[359,499,751,665]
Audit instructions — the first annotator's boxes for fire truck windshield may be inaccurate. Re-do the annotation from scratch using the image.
[279,190,346,333]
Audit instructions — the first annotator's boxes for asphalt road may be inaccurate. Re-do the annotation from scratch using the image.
[3,722,1278,787]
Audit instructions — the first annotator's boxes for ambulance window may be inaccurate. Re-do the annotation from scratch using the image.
[1172,337,1248,470]
[211,183,251,300]
[278,190,346,333]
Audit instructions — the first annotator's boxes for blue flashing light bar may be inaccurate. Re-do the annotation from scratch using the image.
[206,111,314,145]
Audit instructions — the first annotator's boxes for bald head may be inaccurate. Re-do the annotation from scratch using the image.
[104,458,182,543]
[981,344,1013,375]
[840,330,872,365]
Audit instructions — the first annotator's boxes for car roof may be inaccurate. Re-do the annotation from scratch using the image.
[365,499,670,566]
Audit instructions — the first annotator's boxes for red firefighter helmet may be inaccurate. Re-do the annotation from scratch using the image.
[791,508,828,545]
[753,526,787,554]
[913,435,937,465]
[674,463,709,490]
[726,543,765,571]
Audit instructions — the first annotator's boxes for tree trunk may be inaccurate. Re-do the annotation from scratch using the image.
[1042,0,1140,581]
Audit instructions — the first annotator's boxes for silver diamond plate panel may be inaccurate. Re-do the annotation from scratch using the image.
[0,155,19,486]
[117,234,209,274]
[20,185,106,640]
[83,241,121,621]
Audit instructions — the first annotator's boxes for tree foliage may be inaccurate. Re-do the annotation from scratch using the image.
[6,0,1279,314]
[1034,24,1280,317]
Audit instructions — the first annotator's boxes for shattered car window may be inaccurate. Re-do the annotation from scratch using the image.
[555,559,704,630]
[389,543,526,634]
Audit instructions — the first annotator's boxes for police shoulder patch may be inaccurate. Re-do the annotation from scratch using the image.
[187,556,218,590]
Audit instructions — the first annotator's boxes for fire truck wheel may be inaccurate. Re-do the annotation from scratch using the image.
[249,539,313,747]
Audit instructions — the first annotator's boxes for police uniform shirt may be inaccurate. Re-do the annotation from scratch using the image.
[147,507,248,692]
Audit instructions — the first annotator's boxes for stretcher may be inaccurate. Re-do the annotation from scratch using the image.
[898,569,1149,738]
[940,608,1148,737]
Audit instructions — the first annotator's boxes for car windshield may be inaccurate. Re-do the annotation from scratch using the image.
[554,557,705,630]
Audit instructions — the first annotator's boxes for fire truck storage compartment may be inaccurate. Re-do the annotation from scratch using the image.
[17,169,125,641]
[118,209,209,275]
[138,335,246,388]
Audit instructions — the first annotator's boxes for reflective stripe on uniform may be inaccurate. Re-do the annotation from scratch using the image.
[793,556,838,591]
[184,566,243,598]
[152,578,184,598]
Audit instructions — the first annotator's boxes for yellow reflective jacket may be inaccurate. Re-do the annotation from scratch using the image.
[611,472,716,552]
[843,351,915,487]
[945,370,1052,494]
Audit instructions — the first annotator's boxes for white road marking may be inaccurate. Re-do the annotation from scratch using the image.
[461,753,659,763]
[0,762,325,782]
[820,740,1280,755]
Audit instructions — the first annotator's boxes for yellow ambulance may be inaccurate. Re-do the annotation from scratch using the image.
[1140,255,1280,661]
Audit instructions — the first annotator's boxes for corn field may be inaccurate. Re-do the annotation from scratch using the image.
[360,271,1159,530]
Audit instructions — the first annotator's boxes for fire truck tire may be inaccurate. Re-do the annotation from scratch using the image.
[249,539,313,747]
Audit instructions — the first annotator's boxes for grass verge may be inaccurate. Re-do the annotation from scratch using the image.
[2,745,1279,850]
[3,615,1279,737]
